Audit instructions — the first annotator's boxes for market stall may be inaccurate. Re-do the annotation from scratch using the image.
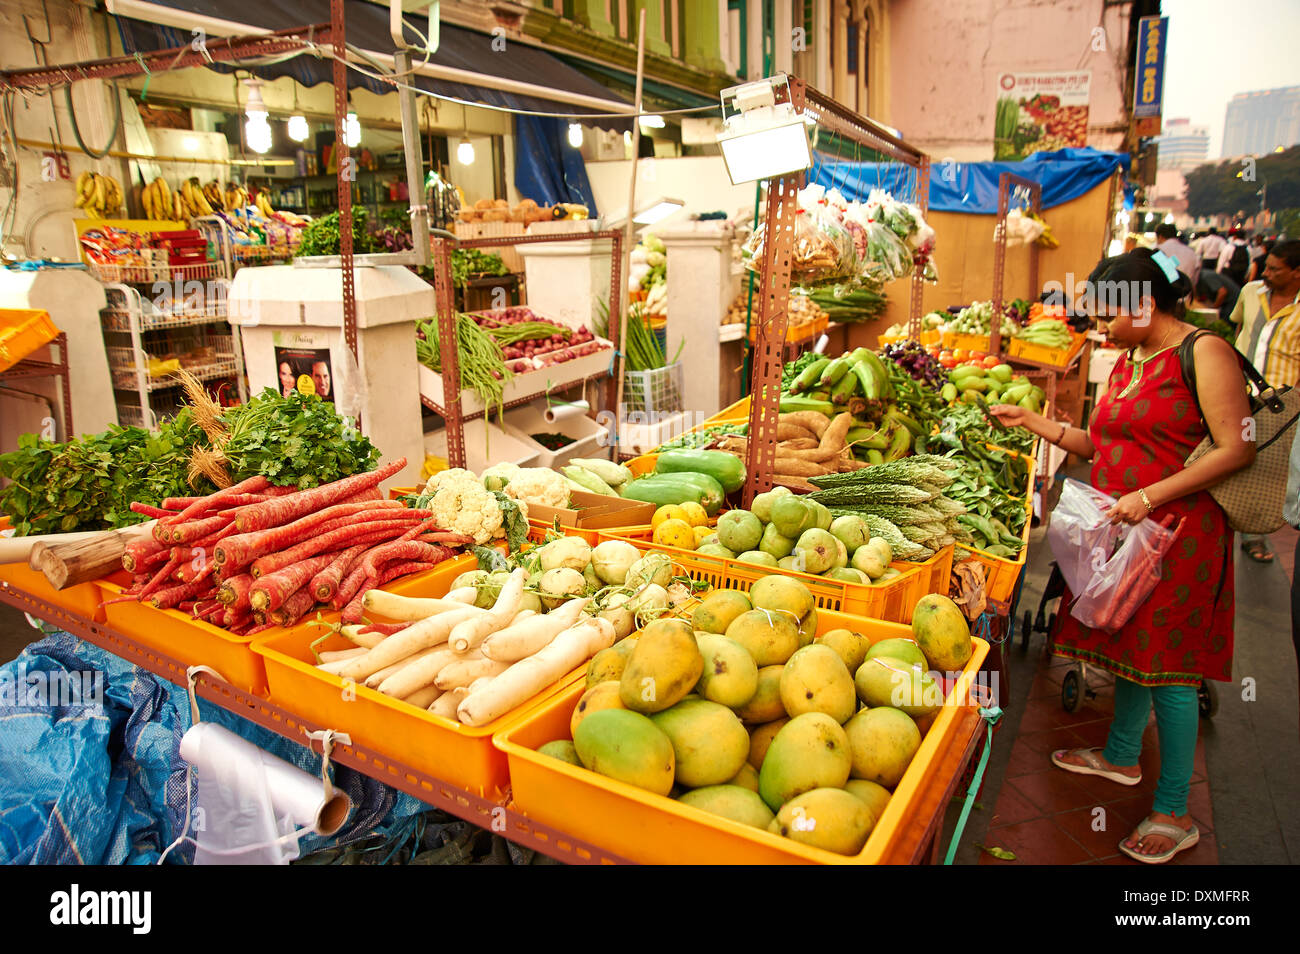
[3,13,1006,864]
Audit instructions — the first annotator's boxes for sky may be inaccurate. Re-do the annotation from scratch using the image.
[1161,0,1300,157]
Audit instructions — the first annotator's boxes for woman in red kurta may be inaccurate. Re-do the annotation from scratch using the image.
[992,249,1254,863]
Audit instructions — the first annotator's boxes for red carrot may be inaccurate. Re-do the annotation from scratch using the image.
[245,622,275,637]
[270,588,318,628]
[214,500,408,569]
[333,562,372,612]
[247,517,426,579]
[178,600,198,613]
[312,543,371,603]
[123,535,171,573]
[234,459,407,533]
[164,474,271,526]
[218,573,255,607]
[166,514,233,546]
[360,541,454,582]
[249,552,341,613]
[131,503,177,519]
[342,560,438,623]
[139,554,182,601]
[359,621,408,636]
[150,575,215,610]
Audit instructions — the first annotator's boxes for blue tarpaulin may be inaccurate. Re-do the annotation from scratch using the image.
[0,630,428,864]
[810,147,1131,214]
[513,115,599,213]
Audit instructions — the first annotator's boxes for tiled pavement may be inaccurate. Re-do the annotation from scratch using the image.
[977,655,1216,865]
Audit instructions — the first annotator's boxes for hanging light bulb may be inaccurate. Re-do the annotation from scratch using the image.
[242,77,272,154]
[458,135,475,165]
[286,81,309,142]
[345,110,361,148]
[567,123,583,148]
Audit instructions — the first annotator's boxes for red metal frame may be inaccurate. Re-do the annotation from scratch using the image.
[424,229,625,469]
[740,75,930,505]
[0,25,331,90]
[0,332,73,440]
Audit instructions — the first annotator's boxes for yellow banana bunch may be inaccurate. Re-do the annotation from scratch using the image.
[223,183,249,210]
[202,180,225,212]
[76,172,123,219]
[182,177,214,217]
[255,190,275,218]
[141,177,174,221]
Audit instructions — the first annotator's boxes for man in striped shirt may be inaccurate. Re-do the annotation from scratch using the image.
[1230,239,1300,562]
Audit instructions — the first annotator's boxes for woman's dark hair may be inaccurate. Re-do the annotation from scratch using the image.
[1269,239,1300,269]
[1088,247,1193,317]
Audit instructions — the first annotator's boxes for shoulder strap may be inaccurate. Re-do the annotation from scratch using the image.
[1179,328,1285,416]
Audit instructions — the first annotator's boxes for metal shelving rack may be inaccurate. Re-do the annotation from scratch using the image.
[193,214,302,276]
[422,229,625,468]
[97,263,247,429]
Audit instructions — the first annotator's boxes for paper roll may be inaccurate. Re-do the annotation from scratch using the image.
[179,723,352,837]
[544,400,589,424]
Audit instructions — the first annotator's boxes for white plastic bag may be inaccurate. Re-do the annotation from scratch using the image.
[1047,478,1182,633]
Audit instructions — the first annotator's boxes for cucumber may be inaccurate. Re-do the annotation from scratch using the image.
[619,474,725,515]
[568,458,633,487]
[562,465,617,496]
[654,449,746,493]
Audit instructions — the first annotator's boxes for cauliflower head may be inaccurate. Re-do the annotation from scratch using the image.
[423,467,477,496]
[500,467,570,508]
[428,479,503,545]
[481,462,522,492]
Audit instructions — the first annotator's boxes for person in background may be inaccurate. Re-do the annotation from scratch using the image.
[1197,227,1227,274]
[1218,228,1252,286]
[1124,233,1141,254]
[1248,237,1276,284]
[311,360,332,401]
[278,361,297,398]
[1286,425,1300,736]
[991,248,1254,863]
[1194,269,1241,325]
[1155,223,1199,288]
[1230,239,1300,563]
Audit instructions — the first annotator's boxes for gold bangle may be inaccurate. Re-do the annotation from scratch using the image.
[1139,489,1154,513]
[1055,421,1067,445]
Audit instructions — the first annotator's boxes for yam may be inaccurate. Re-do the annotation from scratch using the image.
[773,457,831,477]
[779,438,819,451]
[774,474,818,492]
[778,411,829,439]
[819,412,853,454]
[777,423,816,442]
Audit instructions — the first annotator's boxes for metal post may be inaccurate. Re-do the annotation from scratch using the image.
[331,0,357,362]
[395,50,430,269]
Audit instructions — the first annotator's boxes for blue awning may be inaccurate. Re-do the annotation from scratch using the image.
[811,147,1131,213]
[111,0,634,132]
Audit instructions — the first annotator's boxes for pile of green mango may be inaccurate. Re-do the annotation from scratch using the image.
[940,363,1045,413]
[692,487,902,587]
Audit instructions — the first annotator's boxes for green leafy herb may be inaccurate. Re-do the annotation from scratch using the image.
[295,208,377,258]
[493,491,530,553]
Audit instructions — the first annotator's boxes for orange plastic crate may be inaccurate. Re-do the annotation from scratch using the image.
[494,612,990,865]
[940,331,992,353]
[705,396,751,426]
[0,561,120,623]
[597,529,925,623]
[250,553,584,798]
[749,313,827,345]
[0,309,59,372]
[99,578,275,694]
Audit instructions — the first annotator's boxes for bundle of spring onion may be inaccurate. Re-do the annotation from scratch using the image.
[415,314,513,418]
[624,304,684,372]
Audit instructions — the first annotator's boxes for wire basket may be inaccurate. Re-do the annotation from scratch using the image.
[623,362,684,415]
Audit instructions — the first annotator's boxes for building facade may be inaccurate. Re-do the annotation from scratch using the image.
[1222,86,1300,158]
[1156,117,1209,170]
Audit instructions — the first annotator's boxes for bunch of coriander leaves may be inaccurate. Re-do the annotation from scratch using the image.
[221,387,380,489]
[0,408,213,535]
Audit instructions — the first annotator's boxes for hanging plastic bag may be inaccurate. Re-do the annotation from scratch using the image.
[1046,478,1183,633]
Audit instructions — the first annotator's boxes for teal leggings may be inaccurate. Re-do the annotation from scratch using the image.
[1102,678,1199,817]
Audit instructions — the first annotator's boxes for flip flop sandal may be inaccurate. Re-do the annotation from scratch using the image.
[1119,818,1200,864]
[1050,747,1143,786]
[1241,540,1274,563]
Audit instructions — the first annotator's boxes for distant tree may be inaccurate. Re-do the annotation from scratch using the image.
[1185,146,1300,218]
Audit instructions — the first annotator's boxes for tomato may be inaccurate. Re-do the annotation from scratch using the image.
[951,349,968,361]
[982,355,1001,369]
[939,355,959,369]
[968,350,986,361]
[965,358,983,367]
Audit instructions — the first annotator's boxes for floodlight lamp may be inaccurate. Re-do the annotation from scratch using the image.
[716,74,812,185]
[288,115,310,142]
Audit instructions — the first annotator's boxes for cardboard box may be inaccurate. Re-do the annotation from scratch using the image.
[527,490,654,531]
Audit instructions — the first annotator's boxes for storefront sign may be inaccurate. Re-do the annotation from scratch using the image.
[993,71,1092,161]
[1133,16,1168,123]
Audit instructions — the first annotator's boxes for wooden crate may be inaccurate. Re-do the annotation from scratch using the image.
[453,221,526,273]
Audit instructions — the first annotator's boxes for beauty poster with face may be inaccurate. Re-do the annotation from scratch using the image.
[274,346,335,403]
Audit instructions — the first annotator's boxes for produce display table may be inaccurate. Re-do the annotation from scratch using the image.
[0,570,985,866]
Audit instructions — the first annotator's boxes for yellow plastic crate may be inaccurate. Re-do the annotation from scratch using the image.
[1005,331,1086,369]
[494,611,990,865]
